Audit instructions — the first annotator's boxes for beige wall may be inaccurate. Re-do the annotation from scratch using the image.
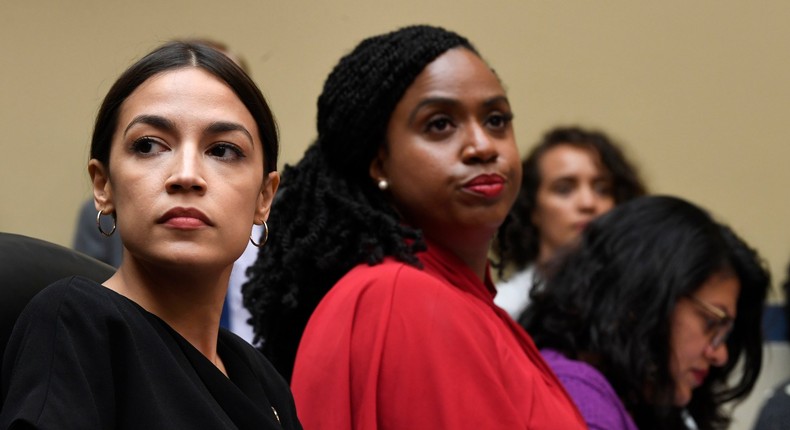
[11,3,788,292]
[2,3,789,279]
[3,1,789,283]
[1,1,788,426]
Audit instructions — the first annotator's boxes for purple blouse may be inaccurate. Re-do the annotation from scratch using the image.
[541,348,639,430]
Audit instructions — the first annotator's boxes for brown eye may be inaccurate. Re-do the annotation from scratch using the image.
[131,137,166,155]
[593,180,613,196]
[703,316,719,333]
[486,112,513,130]
[207,143,244,161]
[426,117,453,133]
[550,180,575,196]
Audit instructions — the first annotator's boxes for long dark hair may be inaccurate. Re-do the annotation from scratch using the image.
[521,195,769,430]
[242,25,478,380]
[91,40,278,174]
[494,126,645,274]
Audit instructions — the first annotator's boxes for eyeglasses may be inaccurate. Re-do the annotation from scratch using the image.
[688,295,734,350]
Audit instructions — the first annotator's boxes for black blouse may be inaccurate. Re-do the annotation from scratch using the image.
[0,276,302,430]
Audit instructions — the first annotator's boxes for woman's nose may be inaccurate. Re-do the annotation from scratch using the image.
[462,123,498,164]
[705,341,729,367]
[577,186,596,210]
[165,147,207,194]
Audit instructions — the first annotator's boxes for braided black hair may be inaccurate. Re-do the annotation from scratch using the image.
[242,25,477,380]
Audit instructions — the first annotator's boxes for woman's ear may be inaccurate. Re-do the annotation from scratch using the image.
[88,159,114,214]
[369,145,389,184]
[254,171,280,223]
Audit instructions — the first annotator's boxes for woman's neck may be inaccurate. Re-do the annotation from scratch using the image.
[424,232,493,281]
[536,242,555,267]
[103,258,231,373]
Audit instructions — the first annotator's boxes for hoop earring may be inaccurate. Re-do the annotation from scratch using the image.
[377,179,389,190]
[96,210,116,237]
[250,221,269,248]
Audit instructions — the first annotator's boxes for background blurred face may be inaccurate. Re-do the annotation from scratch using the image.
[531,144,615,262]
[371,48,521,248]
[90,67,277,270]
[669,271,739,406]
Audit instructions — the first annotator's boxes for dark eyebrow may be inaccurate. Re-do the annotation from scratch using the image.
[483,95,511,109]
[123,116,254,146]
[407,95,511,125]
[408,97,457,125]
[124,115,176,137]
[206,121,254,146]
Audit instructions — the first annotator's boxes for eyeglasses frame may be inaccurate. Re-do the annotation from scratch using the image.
[687,295,734,350]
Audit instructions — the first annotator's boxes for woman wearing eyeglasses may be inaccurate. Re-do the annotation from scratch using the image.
[521,195,769,430]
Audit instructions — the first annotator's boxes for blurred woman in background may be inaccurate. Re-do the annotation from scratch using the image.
[494,126,646,318]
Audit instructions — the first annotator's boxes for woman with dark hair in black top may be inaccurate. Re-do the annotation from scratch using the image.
[0,41,301,429]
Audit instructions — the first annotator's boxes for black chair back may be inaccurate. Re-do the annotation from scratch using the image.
[0,232,115,361]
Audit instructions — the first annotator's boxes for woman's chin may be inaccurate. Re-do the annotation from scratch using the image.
[673,386,692,407]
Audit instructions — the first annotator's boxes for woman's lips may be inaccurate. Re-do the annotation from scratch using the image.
[157,207,213,229]
[691,369,708,386]
[464,174,505,197]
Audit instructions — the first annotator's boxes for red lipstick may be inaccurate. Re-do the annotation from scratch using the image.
[464,174,505,197]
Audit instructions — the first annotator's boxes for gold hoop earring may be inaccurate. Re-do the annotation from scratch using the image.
[250,221,269,248]
[96,210,116,237]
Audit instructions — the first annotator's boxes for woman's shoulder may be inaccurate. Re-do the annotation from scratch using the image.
[340,258,451,293]
[326,259,473,313]
[345,258,424,279]
[314,259,498,342]
[24,276,116,314]
[541,349,610,388]
[541,349,637,430]
[15,275,138,340]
